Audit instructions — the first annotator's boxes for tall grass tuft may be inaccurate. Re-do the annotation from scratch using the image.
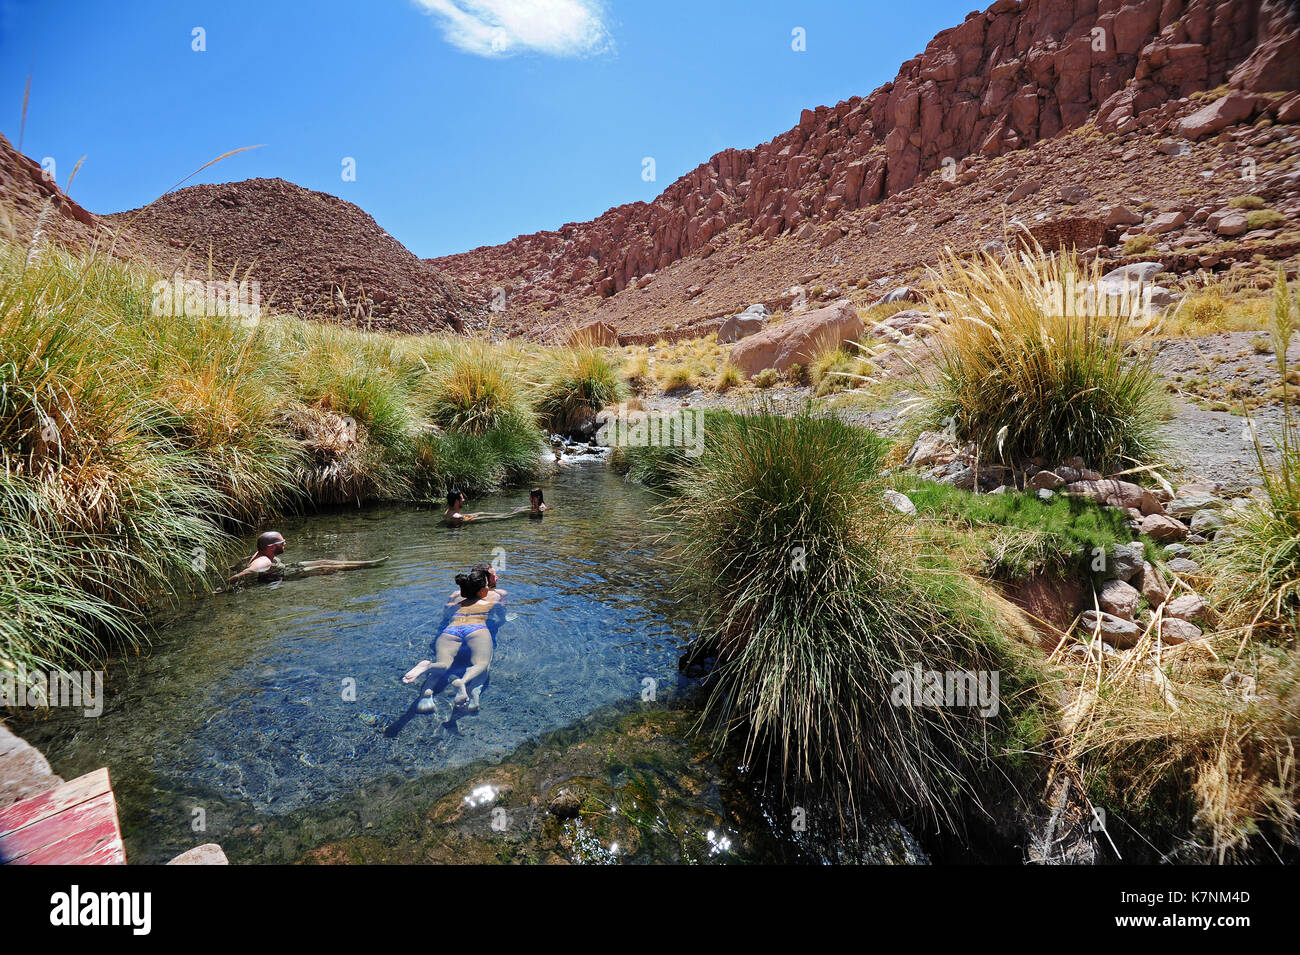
[663,408,1049,828]
[423,340,531,437]
[911,246,1167,472]
[1207,268,1300,643]
[534,346,627,434]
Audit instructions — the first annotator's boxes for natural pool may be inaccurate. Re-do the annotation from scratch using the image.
[12,465,717,863]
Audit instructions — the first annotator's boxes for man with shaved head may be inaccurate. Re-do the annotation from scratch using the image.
[229,531,287,583]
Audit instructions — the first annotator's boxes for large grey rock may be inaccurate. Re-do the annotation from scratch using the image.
[873,286,921,306]
[1108,542,1147,582]
[1064,479,1163,515]
[1160,618,1204,645]
[1165,493,1223,519]
[730,300,864,376]
[1166,594,1209,623]
[167,843,230,865]
[905,431,952,468]
[1140,513,1188,543]
[1080,610,1141,648]
[1097,262,1163,294]
[1099,579,1140,621]
[0,723,63,809]
[883,489,917,516]
[1189,509,1226,536]
[717,312,767,343]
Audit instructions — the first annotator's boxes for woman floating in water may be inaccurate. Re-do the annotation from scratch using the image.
[403,566,499,712]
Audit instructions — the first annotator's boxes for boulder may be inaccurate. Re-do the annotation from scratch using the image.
[872,286,921,306]
[1175,92,1258,139]
[1210,210,1249,237]
[905,431,953,467]
[1140,562,1170,608]
[1165,594,1208,623]
[870,309,930,339]
[167,844,230,865]
[1166,557,1201,576]
[1107,542,1147,582]
[1063,479,1163,515]
[1189,509,1226,535]
[1139,513,1188,543]
[730,300,864,377]
[1159,618,1204,645]
[1165,493,1223,519]
[883,489,917,516]
[1029,469,1065,490]
[1104,205,1144,227]
[1146,211,1187,234]
[567,321,619,347]
[1097,262,1163,295]
[1099,579,1140,621]
[1080,610,1141,649]
[717,309,767,343]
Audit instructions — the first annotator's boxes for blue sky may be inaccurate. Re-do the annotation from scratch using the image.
[1,0,976,257]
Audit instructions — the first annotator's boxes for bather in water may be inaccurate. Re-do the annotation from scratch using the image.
[403,566,500,712]
[227,530,388,585]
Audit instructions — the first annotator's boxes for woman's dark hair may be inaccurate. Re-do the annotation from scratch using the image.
[472,562,493,577]
[455,567,489,599]
[446,489,465,507]
[529,488,544,503]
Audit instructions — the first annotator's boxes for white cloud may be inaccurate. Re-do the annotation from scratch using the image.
[413,0,613,58]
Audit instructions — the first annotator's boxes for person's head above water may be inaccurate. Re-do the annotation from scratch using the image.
[455,566,489,599]
[256,531,286,556]
[472,562,498,588]
[446,490,466,511]
[529,488,545,512]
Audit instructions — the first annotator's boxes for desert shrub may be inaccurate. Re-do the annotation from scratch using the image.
[534,346,627,434]
[663,409,1050,828]
[910,246,1167,472]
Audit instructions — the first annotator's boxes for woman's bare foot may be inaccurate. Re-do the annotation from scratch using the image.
[403,660,434,684]
[451,678,470,706]
[465,686,482,712]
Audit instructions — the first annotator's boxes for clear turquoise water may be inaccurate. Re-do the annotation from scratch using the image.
[13,465,700,862]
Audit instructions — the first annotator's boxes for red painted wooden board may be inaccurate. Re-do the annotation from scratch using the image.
[0,768,126,865]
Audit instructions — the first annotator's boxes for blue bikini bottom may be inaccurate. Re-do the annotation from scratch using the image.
[442,623,484,641]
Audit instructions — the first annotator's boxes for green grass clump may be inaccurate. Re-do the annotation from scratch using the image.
[662,408,1050,829]
[533,346,627,434]
[1228,195,1266,210]
[751,368,779,389]
[910,246,1168,472]
[900,479,1141,581]
[1245,209,1285,231]
[423,341,530,436]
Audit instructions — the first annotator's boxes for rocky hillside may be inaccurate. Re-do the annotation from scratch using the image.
[110,178,483,334]
[0,132,171,263]
[430,0,1300,340]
